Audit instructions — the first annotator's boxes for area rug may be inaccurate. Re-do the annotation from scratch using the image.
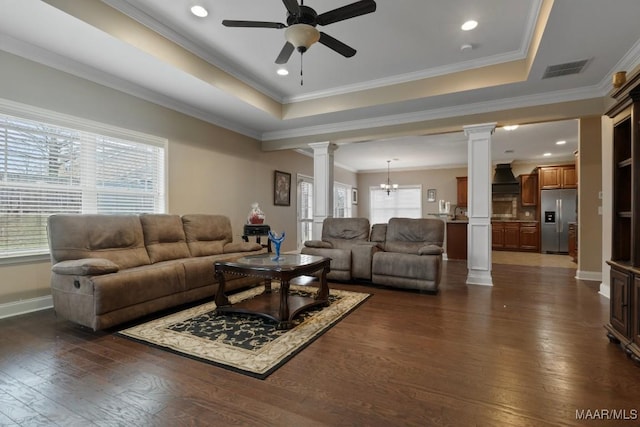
[118,284,370,379]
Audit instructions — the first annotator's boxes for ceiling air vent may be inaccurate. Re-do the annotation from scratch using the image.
[542,59,589,79]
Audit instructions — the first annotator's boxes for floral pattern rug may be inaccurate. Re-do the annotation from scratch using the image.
[118,284,370,379]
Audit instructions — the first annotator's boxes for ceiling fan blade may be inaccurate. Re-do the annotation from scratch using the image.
[317,0,376,26]
[275,42,295,64]
[319,32,356,58]
[282,0,300,16]
[222,20,286,29]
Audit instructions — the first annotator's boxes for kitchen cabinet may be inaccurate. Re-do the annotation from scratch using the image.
[456,176,467,208]
[446,222,467,260]
[604,70,640,365]
[492,221,539,252]
[519,174,538,206]
[492,222,519,250]
[538,165,577,189]
[519,222,540,252]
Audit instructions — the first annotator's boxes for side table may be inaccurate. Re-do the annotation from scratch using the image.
[242,224,272,252]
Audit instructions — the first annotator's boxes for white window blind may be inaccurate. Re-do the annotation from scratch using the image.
[369,185,422,224]
[334,182,352,218]
[0,112,166,258]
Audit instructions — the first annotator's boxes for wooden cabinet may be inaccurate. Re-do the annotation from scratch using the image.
[538,165,577,189]
[446,222,467,260]
[492,221,539,251]
[456,177,467,208]
[519,222,540,252]
[492,223,504,249]
[604,71,640,364]
[503,223,520,249]
[519,174,538,206]
[568,222,577,262]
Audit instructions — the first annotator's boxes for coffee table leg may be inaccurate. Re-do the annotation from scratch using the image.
[276,279,293,330]
[315,264,330,304]
[214,270,231,307]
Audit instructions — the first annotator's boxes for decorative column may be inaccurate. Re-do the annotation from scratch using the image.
[463,123,496,286]
[309,142,337,239]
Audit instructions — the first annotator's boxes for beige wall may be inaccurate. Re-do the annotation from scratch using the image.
[0,51,356,304]
[578,117,603,275]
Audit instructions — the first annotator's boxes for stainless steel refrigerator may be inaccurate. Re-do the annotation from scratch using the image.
[541,189,577,253]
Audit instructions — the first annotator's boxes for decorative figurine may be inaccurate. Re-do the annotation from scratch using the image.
[268,230,285,261]
[247,202,265,224]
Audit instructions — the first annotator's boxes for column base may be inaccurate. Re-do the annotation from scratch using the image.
[466,270,493,286]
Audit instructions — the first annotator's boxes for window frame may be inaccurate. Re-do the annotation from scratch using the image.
[0,98,168,262]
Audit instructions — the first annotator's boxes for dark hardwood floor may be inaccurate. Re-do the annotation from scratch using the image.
[1,261,639,426]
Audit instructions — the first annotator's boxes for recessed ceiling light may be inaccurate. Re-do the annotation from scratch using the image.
[543,152,552,157]
[276,68,289,76]
[556,140,566,145]
[461,20,478,31]
[503,125,519,131]
[190,5,208,18]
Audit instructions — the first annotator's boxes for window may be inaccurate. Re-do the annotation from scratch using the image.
[369,185,422,224]
[334,182,353,218]
[0,107,166,259]
[297,175,313,249]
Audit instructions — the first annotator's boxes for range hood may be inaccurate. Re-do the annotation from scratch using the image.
[492,163,520,194]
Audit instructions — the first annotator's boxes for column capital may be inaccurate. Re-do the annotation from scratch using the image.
[463,123,497,137]
[308,142,338,154]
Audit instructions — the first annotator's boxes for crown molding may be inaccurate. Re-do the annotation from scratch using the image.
[262,84,605,142]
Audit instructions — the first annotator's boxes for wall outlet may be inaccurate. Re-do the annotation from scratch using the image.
[525,211,530,217]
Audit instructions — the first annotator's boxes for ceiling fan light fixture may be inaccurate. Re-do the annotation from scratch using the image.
[285,24,320,52]
[276,68,289,76]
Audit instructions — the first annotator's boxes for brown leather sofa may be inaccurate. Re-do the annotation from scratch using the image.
[302,217,444,293]
[47,213,265,330]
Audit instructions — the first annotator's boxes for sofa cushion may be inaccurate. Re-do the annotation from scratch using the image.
[47,214,151,269]
[140,214,191,263]
[384,218,444,254]
[182,214,233,256]
[322,218,370,250]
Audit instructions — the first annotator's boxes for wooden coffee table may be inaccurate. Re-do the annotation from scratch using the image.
[214,253,331,329]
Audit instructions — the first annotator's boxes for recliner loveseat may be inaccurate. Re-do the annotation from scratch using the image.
[302,217,444,293]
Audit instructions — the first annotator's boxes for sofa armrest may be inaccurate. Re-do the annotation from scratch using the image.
[223,242,263,253]
[351,242,380,280]
[51,258,119,276]
[304,240,333,249]
[418,245,444,255]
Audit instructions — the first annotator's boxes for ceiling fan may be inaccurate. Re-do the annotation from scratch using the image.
[222,0,377,65]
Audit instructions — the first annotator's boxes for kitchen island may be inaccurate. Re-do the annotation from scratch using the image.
[446,219,540,260]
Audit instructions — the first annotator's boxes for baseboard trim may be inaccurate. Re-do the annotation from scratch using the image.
[599,283,610,299]
[575,270,602,282]
[0,295,53,320]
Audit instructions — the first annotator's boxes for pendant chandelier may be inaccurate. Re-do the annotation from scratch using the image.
[380,160,398,195]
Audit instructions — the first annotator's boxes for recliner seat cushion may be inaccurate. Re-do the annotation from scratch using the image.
[47,214,150,269]
[140,214,191,263]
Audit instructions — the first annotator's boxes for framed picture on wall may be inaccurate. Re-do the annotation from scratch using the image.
[352,188,358,205]
[274,170,291,206]
[427,188,437,202]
